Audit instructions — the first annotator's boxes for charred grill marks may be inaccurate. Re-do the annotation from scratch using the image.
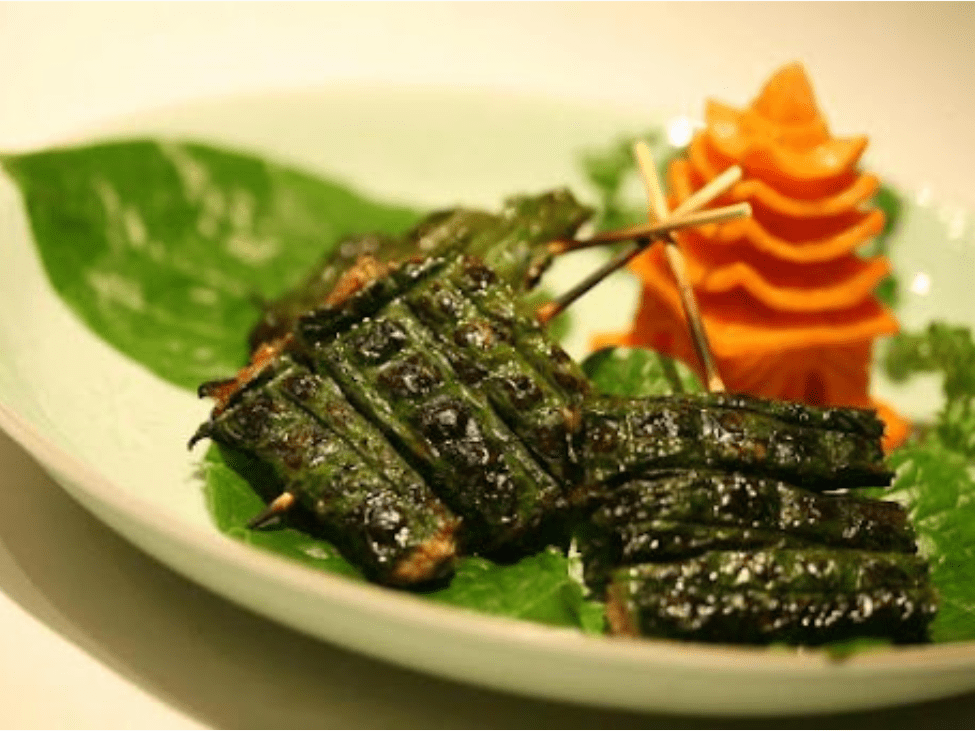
[581,396,892,491]
[200,361,458,585]
[580,468,917,585]
[403,259,586,486]
[298,295,567,553]
[248,190,594,354]
[607,549,937,645]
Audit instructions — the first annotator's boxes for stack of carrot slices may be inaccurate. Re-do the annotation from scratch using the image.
[597,63,909,450]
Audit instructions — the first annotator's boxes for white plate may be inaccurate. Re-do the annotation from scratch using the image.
[1,87,974,717]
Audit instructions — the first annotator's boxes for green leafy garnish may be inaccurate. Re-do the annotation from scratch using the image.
[430,549,604,632]
[884,441,975,642]
[864,184,904,307]
[202,445,362,579]
[580,130,678,232]
[581,346,704,397]
[1,140,419,391]
[880,323,975,641]
[822,637,893,662]
[884,322,975,456]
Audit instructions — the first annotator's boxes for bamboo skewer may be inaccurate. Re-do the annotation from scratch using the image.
[536,157,747,331]
[633,140,669,225]
[246,491,296,529]
[673,163,743,218]
[549,201,749,254]
[632,140,726,393]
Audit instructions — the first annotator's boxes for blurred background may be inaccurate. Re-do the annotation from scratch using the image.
[2,3,975,203]
[2,3,975,727]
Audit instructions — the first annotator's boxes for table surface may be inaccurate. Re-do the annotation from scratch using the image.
[2,3,975,727]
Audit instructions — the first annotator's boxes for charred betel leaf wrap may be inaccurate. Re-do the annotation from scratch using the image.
[403,256,588,486]
[193,356,459,586]
[247,231,402,353]
[580,468,918,590]
[459,189,594,290]
[606,549,938,645]
[449,256,593,401]
[200,193,596,584]
[249,189,594,351]
[298,293,574,553]
[581,394,892,491]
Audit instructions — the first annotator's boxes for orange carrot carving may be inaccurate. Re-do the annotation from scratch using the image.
[596,63,909,450]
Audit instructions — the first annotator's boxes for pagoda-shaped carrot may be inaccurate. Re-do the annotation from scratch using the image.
[596,63,909,449]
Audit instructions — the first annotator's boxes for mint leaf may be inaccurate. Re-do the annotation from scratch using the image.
[581,346,704,397]
[2,140,420,391]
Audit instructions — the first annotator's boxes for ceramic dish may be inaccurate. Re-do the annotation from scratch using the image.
[1,87,974,716]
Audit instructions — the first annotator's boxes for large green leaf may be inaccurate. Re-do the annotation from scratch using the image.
[1,140,420,391]
[201,444,363,580]
[884,441,975,642]
[429,549,604,632]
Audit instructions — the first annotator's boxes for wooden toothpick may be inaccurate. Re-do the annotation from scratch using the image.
[535,201,750,326]
[246,491,296,529]
[537,147,747,361]
[672,163,743,218]
[631,140,726,392]
[549,201,750,254]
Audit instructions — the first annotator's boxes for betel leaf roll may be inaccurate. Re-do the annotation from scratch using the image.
[602,469,916,554]
[449,256,593,399]
[249,189,593,351]
[579,468,918,589]
[298,297,573,553]
[459,189,594,291]
[606,549,938,645]
[247,231,403,353]
[403,257,586,484]
[581,394,892,491]
[194,358,459,586]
